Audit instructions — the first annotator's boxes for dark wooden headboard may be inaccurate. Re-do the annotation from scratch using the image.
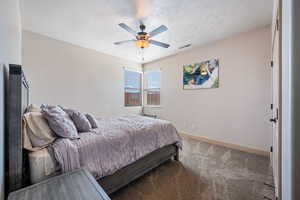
[6,64,30,195]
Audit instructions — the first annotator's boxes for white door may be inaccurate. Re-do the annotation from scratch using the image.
[271,10,281,198]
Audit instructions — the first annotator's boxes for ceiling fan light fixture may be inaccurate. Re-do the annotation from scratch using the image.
[115,22,169,49]
[136,40,149,49]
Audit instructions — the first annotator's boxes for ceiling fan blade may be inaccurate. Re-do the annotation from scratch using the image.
[148,25,168,38]
[149,40,170,48]
[114,40,136,45]
[118,23,137,36]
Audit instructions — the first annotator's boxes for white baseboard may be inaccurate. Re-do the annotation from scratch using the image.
[179,132,270,157]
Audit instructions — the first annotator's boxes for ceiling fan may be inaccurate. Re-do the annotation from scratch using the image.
[114,23,170,49]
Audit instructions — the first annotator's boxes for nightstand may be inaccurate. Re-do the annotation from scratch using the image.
[8,169,111,200]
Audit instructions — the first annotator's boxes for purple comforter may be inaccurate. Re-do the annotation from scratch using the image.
[52,115,182,179]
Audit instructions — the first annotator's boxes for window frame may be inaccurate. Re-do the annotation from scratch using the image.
[143,70,161,107]
[124,68,143,107]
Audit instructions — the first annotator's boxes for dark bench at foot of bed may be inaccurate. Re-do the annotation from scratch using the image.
[98,144,178,194]
[8,169,111,200]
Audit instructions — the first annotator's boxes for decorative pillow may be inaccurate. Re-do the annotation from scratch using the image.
[23,108,56,151]
[85,113,99,129]
[63,108,92,132]
[41,105,79,139]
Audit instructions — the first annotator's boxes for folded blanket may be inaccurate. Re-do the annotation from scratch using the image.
[52,115,182,179]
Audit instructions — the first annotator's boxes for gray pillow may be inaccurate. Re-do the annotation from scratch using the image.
[41,105,79,139]
[85,113,99,129]
[63,108,92,132]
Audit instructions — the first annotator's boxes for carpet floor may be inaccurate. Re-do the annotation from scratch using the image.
[111,137,275,200]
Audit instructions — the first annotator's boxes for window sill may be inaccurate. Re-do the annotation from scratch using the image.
[143,105,162,108]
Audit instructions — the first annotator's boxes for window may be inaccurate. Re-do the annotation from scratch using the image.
[144,71,161,106]
[124,69,142,106]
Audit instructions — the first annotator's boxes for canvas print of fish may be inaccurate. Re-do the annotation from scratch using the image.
[183,58,219,89]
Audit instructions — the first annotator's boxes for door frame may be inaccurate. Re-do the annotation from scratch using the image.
[271,3,282,198]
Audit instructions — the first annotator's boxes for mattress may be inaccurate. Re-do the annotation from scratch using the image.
[28,147,60,184]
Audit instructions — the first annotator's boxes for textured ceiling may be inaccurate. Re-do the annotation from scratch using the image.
[21,0,273,63]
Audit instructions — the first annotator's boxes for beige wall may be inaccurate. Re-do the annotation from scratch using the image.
[143,26,272,151]
[0,0,22,198]
[22,31,142,117]
[23,27,272,151]
[0,0,22,65]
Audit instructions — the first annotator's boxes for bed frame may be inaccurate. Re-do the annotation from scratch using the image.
[6,65,179,195]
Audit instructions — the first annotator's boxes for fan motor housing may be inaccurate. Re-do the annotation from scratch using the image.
[137,32,149,40]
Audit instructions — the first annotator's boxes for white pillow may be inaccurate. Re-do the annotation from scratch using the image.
[23,109,56,151]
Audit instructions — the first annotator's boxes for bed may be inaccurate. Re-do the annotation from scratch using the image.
[6,65,181,195]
